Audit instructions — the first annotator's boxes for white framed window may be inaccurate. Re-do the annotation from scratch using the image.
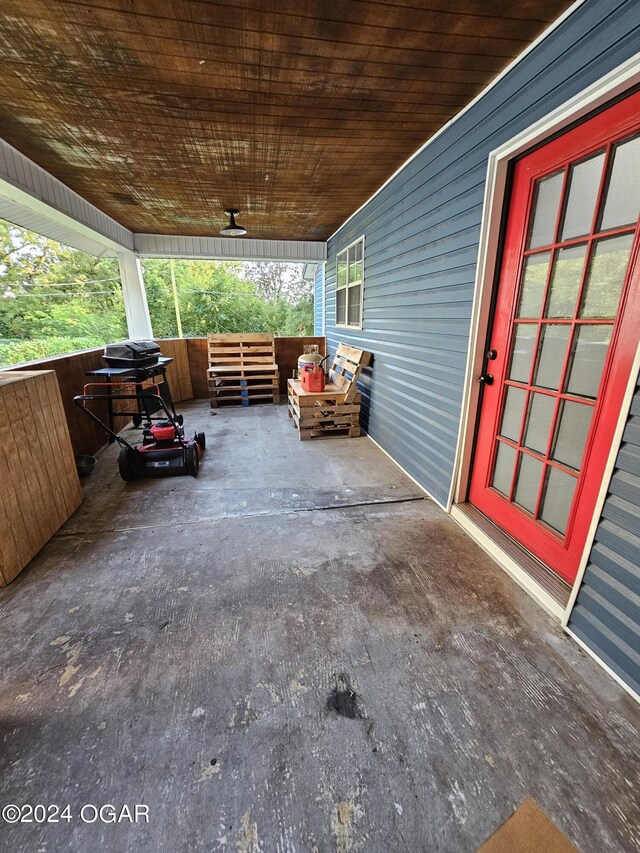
[336,236,364,328]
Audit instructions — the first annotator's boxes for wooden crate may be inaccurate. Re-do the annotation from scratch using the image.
[0,370,83,585]
[287,378,362,440]
[207,333,280,408]
[286,344,370,440]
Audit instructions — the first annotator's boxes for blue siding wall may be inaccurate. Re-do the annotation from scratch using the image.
[569,380,640,696]
[324,0,639,507]
[313,264,324,335]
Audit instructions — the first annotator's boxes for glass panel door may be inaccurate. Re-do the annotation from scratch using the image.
[469,91,640,585]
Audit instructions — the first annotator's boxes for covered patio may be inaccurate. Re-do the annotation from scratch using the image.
[1,0,640,850]
[1,400,638,851]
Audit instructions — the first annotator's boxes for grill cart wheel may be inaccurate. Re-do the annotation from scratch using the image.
[185,440,199,477]
[118,446,137,481]
[196,431,206,451]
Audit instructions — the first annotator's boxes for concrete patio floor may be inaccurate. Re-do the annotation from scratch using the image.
[0,401,638,852]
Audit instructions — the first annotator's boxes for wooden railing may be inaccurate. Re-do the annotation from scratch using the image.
[1,336,325,455]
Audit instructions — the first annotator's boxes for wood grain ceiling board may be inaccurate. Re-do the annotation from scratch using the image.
[0,0,573,240]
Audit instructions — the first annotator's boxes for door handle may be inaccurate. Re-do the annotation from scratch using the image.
[478,374,494,386]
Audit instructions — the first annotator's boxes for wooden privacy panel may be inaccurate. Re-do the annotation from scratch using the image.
[274,336,326,395]
[155,338,193,401]
[186,338,210,399]
[0,371,83,585]
[4,340,193,455]
[5,348,108,457]
[1,337,325,452]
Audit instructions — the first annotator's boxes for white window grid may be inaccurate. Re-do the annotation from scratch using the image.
[335,236,364,329]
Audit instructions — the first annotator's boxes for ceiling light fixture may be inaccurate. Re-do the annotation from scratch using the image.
[220,209,247,237]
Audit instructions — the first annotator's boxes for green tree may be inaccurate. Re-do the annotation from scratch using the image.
[238,262,308,303]
[0,220,126,364]
[0,218,314,367]
[143,259,314,338]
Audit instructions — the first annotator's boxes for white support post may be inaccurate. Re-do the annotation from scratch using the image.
[117,253,154,340]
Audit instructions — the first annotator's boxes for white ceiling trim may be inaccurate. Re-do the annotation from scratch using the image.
[134,233,326,262]
[0,137,328,262]
[0,137,134,256]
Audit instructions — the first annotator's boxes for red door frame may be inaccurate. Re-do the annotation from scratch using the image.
[469,91,640,585]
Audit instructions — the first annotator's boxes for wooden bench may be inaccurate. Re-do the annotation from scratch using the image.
[287,344,371,440]
[207,333,280,408]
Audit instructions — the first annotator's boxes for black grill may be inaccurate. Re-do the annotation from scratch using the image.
[103,340,161,368]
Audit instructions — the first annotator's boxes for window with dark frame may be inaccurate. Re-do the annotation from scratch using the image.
[336,237,364,327]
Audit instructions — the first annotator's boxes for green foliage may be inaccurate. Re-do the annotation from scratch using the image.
[238,262,311,303]
[0,336,105,365]
[0,219,126,365]
[142,258,314,338]
[282,295,315,335]
[0,219,314,367]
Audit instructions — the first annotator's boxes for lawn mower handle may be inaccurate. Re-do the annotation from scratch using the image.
[73,390,181,451]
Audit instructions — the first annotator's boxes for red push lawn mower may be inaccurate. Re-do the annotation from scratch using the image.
[74,382,205,481]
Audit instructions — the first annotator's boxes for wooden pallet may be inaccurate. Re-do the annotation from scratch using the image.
[286,343,371,440]
[327,344,371,402]
[287,378,362,440]
[207,333,280,407]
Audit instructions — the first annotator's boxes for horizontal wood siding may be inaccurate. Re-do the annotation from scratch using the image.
[324,0,639,506]
[569,378,640,696]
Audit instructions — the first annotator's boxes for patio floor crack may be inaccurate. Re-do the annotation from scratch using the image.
[54,494,426,538]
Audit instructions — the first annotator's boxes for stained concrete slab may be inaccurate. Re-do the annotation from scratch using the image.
[0,403,638,853]
[64,402,425,535]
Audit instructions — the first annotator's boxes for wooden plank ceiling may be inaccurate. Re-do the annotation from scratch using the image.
[0,0,573,241]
